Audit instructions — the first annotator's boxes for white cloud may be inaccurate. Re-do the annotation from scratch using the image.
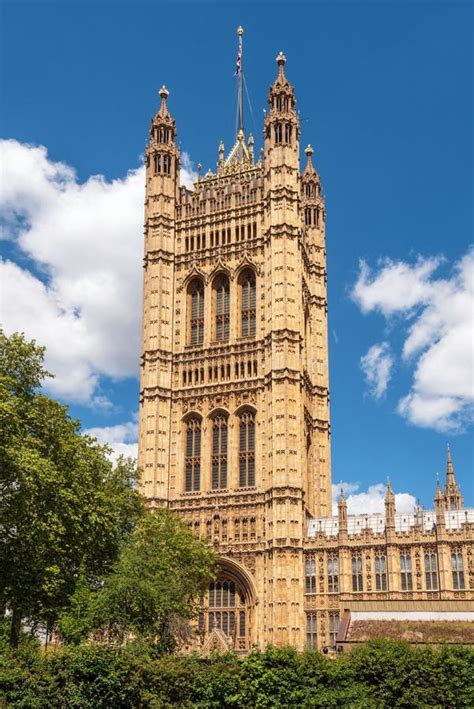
[0,140,196,405]
[83,419,138,465]
[352,250,474,432]
[332,481,417,516]
[360,341,393,399]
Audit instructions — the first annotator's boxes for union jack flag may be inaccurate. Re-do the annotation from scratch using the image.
[235,42,242,75]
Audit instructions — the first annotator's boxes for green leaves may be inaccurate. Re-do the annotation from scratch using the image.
[88,510,217,650]
[2,641,473,707]
[0,331,143,646]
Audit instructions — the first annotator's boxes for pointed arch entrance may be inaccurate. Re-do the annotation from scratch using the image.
[200,557,257,652]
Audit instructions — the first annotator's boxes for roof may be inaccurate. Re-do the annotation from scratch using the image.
[345,619,474,644]
[307,508,474,538]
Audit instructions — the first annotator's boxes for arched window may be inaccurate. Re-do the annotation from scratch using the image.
[375,554,387,591]
[305,208,312,226]
[284,123,292,143]
[213,275,230,342]
[328,556,339,593]
[452,550,465,590]
[185,417,201,492]
[154,153,161,174]
[352,554,363,592]
[163,154,171,174]
[188,280,204,345]
[424,551,438,590]
[274,123,282,144]
[239,411,255,487]
[400,552,413,590]
[240,270,256,337]
[211,414,228,489]
[204,576,249,650]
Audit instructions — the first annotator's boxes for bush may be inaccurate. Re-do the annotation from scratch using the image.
[1,639,473,708]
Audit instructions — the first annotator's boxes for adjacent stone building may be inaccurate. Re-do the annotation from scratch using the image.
[138,41,473,651]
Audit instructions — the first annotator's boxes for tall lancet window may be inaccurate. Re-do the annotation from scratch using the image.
[239,410,255,487]
[188,279,204,345]
[213,275,230,342]
[211,414,228,489]
[240,270,256,337]
[185,417,201,492]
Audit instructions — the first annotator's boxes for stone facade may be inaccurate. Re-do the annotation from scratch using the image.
[138,50,473,651]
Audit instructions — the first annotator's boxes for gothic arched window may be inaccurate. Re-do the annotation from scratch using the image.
[375,554,387,591]
[239,270,256,337]
[284,123,292,143]
[185,417,201,492]
[239,410,255,487]
[162,154,171,175]
[424,551,438,590]
[452,550,465,590]
[211,414,228,489]
[205,577,249,649]
[213,275,230,342]
[188,279,204,345]
[274,123,282,144]
[352,554,363,592]
[305,208,312,226]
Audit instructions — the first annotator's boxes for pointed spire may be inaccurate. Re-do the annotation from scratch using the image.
[446,444,454,483]
[444,444,464,510]
[337,486,347,532]
[276,51,287,82]
[158,85,170,117]
[385,477,395,502]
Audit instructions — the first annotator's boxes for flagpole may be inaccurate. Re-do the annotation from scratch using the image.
[237,26,244,134]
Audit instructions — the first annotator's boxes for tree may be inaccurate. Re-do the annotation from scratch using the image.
[0,330,144,647]
[76,510,217,651]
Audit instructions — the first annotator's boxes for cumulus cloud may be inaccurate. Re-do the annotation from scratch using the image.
[332,482,417,516]
[352,250,474,432]
[360,341,393,399]
[83,419,138,465]
[0,139,196,405]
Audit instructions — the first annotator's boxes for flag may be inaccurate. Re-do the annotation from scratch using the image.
[235,41,242,75]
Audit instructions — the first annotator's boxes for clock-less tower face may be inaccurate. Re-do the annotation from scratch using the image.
[138,54,331,651]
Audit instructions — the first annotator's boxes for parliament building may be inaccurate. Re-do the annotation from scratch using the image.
[138,38,474,651]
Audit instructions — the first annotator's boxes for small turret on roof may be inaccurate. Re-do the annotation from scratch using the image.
[444,445,464,511]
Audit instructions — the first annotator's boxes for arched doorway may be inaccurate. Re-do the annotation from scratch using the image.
[199,559,256,651]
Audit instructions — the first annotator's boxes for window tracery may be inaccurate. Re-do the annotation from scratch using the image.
[184,417,201,492]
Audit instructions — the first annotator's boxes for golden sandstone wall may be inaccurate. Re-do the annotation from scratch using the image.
[139,56,473,651]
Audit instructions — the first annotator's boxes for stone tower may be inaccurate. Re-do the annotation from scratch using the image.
[139,37,332,650]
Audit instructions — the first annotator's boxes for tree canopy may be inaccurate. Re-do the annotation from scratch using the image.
[0,330,143,646]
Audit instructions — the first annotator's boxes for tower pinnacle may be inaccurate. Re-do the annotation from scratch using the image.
[444,445,464,510]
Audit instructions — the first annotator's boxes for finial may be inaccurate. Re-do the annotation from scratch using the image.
[276,51,286,66]
[447,443,452,463]
[218,141,224,161]
[248,134,254,145]
[197,163,202,180]
[237,25,243,36]
[159,85,169,100]
[305,144,313,157]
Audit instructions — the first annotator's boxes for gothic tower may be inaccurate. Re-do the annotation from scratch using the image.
[139,35,332,650]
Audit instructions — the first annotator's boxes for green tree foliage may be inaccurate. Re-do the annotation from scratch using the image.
[0,330,143,647]
[1,641,473,708]
[58,510,217,650]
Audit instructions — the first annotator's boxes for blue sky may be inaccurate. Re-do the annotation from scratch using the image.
[1,1,472,511]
